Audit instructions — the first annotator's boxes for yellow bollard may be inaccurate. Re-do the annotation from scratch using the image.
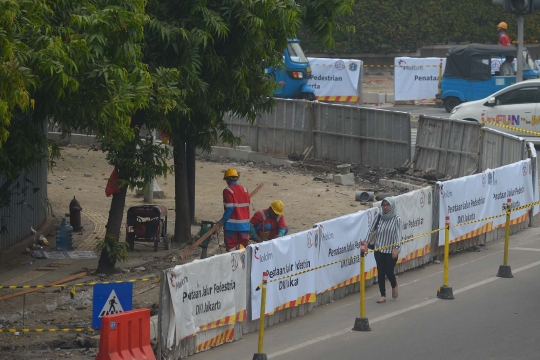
[497,198,514,278]
[437,216,454,299]
[253,271,268,360]
[352,241,371,331]
[360,254,365,318]
[435,58,444,108]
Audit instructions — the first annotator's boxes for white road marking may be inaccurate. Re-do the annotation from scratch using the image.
[509,247,540,252]
[268,259,540,359]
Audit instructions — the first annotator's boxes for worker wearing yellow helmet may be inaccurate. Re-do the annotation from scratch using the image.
[249,200,289,242]
[497,21,511,46]
[217,168,251,251]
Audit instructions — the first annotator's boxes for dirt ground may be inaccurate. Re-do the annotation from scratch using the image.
[0,74,400,359]
[363,71,394,96]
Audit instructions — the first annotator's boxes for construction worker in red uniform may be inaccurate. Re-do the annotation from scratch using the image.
[249,200,289,242]
[216,168,251,251]
[497,22,511,46]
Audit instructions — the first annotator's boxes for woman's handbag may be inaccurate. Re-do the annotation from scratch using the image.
[368,215,380,250]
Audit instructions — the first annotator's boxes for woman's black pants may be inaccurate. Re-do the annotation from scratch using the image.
[374,251,398,297]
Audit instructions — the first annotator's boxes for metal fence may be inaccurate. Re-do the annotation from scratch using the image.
[412,115,527,177]
[313,103,410,166]
[412,116,482,177]
[480,127,527,171]
[0,163,49,250]
[223,99,411,169]
[224,100,311,157]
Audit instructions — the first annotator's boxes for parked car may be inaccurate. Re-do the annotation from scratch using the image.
[438,44,518,113]
[449,79,540,143]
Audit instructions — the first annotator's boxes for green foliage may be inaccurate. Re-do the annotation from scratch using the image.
[1,0,155,189]
[143,0,355,152]
[96,234,129,264]
[300,0,540,54]
[0,0,47,150]
[104,132,172,191]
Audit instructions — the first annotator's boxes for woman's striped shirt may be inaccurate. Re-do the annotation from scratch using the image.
[372,214,402,254]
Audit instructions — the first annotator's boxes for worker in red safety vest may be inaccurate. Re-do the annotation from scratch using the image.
[249,200,289,242]
[217,168,251,251]
[497,22,511,46]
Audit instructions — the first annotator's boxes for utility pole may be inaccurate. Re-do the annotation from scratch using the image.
[492,0,540,82]
[517,15,524,82]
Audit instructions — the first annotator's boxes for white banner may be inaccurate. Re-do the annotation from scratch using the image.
[166,249,247,345]
[394,57,445,102]
[372,188,433,263]
[393,187,433,262]
[307,57,362,102]
[250,229,317,320]
[438,159,534,245]
[314,209,375,293]
[528,143,539,216]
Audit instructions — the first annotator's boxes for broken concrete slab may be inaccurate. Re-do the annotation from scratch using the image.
[333,173,355,186]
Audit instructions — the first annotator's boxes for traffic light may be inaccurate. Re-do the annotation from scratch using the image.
[492,0,540,14]
[504,0,533,14]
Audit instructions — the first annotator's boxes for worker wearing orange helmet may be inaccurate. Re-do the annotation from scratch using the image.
[497,22,511,46]
[217,168,251,251]
[249,200,289,242]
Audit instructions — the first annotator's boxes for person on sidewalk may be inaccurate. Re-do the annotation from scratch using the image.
[250,200,289,242]
[497,22,511,46]
[217,168,251,251]
[371,197,402,303]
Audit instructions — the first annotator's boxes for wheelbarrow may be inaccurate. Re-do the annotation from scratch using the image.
[125,205,170,252]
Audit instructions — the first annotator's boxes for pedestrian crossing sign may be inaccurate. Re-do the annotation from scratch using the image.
[99,289,124,317]
[92,283,133,329]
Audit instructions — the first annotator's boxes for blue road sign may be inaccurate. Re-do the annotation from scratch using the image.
[92,283,133,329]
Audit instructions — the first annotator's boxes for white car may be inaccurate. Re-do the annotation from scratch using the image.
[449,79,540,143]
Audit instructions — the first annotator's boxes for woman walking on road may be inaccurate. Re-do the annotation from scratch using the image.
[372,197,402,303]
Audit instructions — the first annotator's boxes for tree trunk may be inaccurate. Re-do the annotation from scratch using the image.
[173,142,192,244]
[186,143,196,225]
[96,110,145,274]
[96,185,128,274]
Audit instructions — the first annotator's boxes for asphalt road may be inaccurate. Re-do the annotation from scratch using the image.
[191,222,540,360]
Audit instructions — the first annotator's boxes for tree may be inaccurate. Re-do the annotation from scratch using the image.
[137,0,354,246]
[0,0,166,272]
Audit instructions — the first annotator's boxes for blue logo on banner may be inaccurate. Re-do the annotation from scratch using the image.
[92,283,133,329]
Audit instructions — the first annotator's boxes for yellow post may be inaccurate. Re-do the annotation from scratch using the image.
[437,58,443,99]
[435,58,443,108]
[497,198,514,278]
[257,271,268,354]
[352,242,370,331]
[360,254,365,318]
[437,216,454,299]
[443,216,450,287]
[503,199,511,266]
